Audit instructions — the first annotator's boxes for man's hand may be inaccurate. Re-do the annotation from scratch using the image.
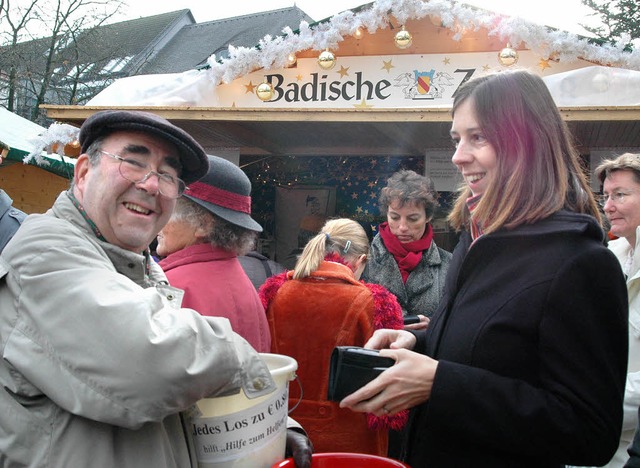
[285,428,313,468]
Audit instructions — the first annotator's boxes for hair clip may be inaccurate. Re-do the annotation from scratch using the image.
[343,240,351,254]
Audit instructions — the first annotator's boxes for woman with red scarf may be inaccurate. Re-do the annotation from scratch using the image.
[363,170,452,330]
[363,170,451,459]
[259,218,406,457]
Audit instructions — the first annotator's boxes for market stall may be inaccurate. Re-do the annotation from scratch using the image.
[39,0,640,259]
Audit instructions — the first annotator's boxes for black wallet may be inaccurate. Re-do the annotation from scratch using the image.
[327,346,395,401]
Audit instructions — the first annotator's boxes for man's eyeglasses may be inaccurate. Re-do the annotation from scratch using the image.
[598,190,633,208]
[99,150,185,199]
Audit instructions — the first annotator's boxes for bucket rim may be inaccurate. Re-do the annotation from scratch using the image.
[259,353,298,379]
[272,452,410,467]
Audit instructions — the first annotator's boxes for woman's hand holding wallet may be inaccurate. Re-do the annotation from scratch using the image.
[336,330,437,416]
[327,347,395,401]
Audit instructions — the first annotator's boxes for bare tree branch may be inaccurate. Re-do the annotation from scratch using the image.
[0,0,125,123]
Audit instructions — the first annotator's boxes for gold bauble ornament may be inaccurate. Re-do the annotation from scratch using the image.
[256,81,274,101]
[286,53,297,67]
[318,49,336,70]
[394,26,413,49]
[498,43,519,66]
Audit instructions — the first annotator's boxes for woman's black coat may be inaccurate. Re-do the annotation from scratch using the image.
[403,210,629,467]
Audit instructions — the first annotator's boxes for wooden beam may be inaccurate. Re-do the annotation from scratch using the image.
[44,104,640,124]
[557,107,640,121]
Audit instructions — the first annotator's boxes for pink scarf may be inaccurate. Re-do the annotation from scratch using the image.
[379,222,433,283]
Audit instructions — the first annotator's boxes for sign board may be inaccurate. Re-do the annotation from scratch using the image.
[217,51,592,109]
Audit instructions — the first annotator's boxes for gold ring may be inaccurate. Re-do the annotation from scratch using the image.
[383,405,390,414]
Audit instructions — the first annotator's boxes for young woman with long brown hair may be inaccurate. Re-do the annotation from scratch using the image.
[341,70,628,467]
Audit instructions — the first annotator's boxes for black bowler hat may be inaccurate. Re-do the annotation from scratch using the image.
[184,155,263,232]
[79,110,208,184]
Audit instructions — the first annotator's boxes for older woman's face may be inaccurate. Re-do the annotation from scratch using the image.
[156,218,199,257]
[602,169,640,245]
[387,200,430,243]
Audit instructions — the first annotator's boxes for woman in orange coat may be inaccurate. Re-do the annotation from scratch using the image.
[259,218,406,456]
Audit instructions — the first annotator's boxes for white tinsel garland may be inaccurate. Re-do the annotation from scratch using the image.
[205,0,640,86]
[25,122,80,166]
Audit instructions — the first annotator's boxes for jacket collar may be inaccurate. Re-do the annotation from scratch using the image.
[609,226,640,280]
[287,260,360,285]
[608,227,640,339]
[472,210,605,244]
[50,191,159,286]
[158,243,233,271]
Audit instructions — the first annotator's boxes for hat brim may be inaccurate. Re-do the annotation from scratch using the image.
[184,194,263,232]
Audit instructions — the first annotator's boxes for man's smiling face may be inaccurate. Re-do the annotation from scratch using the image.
[73,130,179,252]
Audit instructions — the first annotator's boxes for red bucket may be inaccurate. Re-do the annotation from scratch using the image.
[272,452,410,467]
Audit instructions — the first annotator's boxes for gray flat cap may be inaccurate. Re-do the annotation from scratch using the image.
[79,110,208,184]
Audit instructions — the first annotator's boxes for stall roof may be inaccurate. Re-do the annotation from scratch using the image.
[0,106,45,158]
[0,107,75,178]
[44,104,640,156]
[41,0,640,157]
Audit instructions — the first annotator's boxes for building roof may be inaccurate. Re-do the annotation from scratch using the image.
[139,7,313,74]
[75,9,195,74]
[1,9,193,69]
[91,9,194,56]
[0,8,194,111]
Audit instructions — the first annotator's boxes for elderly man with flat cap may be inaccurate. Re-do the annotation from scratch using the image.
[0,110,311,467]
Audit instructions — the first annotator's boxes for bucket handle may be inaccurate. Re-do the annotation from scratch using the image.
[288,373,304,414]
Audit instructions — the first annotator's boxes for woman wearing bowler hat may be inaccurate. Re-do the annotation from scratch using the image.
[156,155,270,352]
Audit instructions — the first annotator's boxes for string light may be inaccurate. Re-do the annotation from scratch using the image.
[429,15,442,27]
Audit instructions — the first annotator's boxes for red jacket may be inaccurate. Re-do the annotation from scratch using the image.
[259,260,405,455]
[159,243,271,352]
